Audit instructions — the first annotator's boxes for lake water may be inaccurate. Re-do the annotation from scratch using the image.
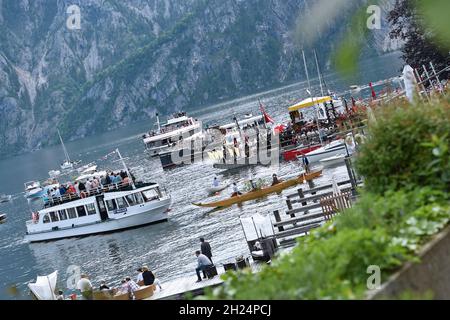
[0,52,404,299]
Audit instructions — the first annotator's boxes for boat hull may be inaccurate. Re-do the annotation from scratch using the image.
[25,199,171,242]
[194,170,322,208]
[206,184,229,194]
[303,145,346,163]
[282,145,321,161]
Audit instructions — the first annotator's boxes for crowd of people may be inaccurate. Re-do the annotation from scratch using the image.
[44,170,132,203]
[73,265,162,300]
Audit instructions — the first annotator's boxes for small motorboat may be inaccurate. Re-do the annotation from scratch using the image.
[24,181,45,199]
[0,214,6,223]
[300,140,346,163]
[206,184,229,195]
[319,154,346,167]
[0,194,12,203]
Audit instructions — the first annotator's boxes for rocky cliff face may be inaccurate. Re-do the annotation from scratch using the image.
[0,0,394,157]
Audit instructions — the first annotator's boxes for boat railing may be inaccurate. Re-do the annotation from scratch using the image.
[43,181,153,208]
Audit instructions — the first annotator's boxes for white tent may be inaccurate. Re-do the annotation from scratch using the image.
[28,271,58,300]
[240,213,274,241]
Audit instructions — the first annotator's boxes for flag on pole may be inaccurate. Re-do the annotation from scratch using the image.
[259,100,274,124]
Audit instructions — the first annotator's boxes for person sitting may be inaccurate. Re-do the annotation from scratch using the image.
[122,176,130,186]
[115,174,123,184]
[195,251,213,283]
[105,173,112,185]
[136,268,144,286]
[116,279,129,296]
[56,290,65,300]
[231,182,242,197]
[59,185,67,197]
[271,174,282,186]
[77,274,93,300]
[67,184,76,195]
[125,277,140,298]
[141,266,162,290]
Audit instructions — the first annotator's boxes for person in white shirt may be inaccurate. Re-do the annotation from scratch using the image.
[195,251,213,283]
[77,274,93,300]
[136,268,144,284]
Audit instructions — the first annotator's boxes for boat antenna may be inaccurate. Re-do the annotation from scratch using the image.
[115,148,136,190]
[302,50,323,145]
[58,129,71,163]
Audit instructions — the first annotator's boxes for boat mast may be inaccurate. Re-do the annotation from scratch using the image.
[155,113,161,133]
[314,49,324,97]
[115,148,136,190]
[302,50,323,145]
[58,129,71,163]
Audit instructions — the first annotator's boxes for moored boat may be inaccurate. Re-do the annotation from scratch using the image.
[0,194,12,203]
[24,181,45,199]
[319,154,346,166]
[282,144,321,161]
[143,112,203,157]
[300,139,346,163]
[193,169,322,208]
[0,213,6,223]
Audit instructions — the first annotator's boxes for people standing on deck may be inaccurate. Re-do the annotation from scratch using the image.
[78,181,86,198]
[105,173,112,185]
[301,155,310,173]
[77,274,93,300]
[231,182,242,197]
[195,251,213,283]
[200,238,213,263]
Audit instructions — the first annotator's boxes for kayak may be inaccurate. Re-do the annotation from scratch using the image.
[206,184,229,194]
[193,169,322,208]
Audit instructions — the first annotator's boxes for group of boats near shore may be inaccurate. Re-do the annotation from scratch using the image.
[3,58,446,300]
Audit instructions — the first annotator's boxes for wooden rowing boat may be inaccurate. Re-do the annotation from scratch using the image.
[193,169,322,208]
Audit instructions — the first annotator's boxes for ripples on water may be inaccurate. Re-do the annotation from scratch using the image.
[0,53,403,299]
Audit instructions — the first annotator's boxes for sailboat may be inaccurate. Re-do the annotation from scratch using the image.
[58,130,75,170]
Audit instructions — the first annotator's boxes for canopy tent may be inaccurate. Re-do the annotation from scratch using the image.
[288,96,332,112]
[28,271,58,300]
[240,213,274,241]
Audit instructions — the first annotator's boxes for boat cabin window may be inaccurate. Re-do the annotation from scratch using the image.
[134,192,144,204]
[76,206,87,217]
[59,210,68,220]
[142,189,159,202]
[106,199,117,211]
[86,203,97,215]
[49,212,59,222]
[67,207,77,219]
[43,214,50,224]
[125,194,136,206]
[116,197,128,209]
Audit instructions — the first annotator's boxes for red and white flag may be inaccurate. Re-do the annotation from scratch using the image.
[259,100,274,124]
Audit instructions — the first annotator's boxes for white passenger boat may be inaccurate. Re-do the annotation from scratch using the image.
[300,139,347,163]
[143,112,203,157]
[24,149,171,243]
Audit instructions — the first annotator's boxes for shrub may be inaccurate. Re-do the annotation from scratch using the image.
[355,101,450,194]
[206,189,449,300]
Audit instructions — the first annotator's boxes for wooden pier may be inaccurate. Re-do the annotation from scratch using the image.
[272,179,360,247]
[146,260,263,300]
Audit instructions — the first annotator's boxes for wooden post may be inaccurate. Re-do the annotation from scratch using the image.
[273,210,284,232]
[298,188,306,206]
[286,199,293,211]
